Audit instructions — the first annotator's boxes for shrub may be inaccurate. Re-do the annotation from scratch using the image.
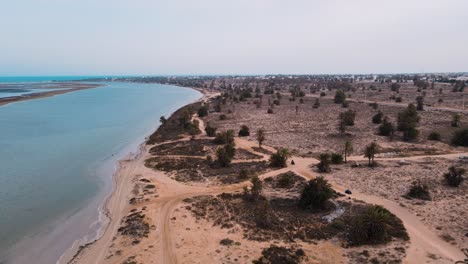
[205,124,217,137]
[349,206,395,245]
[219,114,227,120]
[342,100,349,108]
[216,147,232,167]
[299,177,334,210]
[397,104,420,141]
[160,116,167,124]
[331,153,343,164]
[320,92,326,97]
[197,105,208,117]
[313,98,320,108]
[277,172,294,188]
[395,97,402,103]
[451,113,461,127]
[250,175,263,199]
[372,111,383,124]
[369,102,379,110]
[273,99,280,105]
[186,120,201,135]
[406,181,431,200]
[444,166,465,187]
[340,110,356,126]
[317,153,331,173]
[239,169,252,180]
[269,148,291,168]
[416,96,424,111]
[378,117,394,136]
[238,125,250,137]
[428,131,441,141]
[334,90,346,104]
[451,128,468,146]
[213,130,235,145]
[267,108,274,114]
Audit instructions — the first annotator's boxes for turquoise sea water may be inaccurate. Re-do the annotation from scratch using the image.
[0,80,201,263]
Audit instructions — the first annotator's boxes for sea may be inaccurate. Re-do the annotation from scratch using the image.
[0,77,201,263]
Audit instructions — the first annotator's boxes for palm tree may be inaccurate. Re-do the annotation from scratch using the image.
[256,128,266,148]
[344,140,353,162]
[364,142,379,167]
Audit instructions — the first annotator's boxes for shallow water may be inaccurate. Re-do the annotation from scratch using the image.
[0,82,201,263]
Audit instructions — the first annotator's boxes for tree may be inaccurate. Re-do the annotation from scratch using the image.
[344,140,353,162]
[238,125,250,137]
[249,175,263,199]
[372,111,383,124]
[415,96,424,111]
[379,116,394,137]
[451,128,468,146]
[216,147,232,167]
[160,116,167,125]
[256,128,266,148]
[451,113,461,127]
[334,90,346,104]
[205,123,217,137]
[337,118,346,135]
[269,148,291,168]
[340,110,356,126]
[317,153,331,173]
[197,105,209,117]
[299,177,334,210]
[213,130,235,145]
[397,104,420,141]
[444,166,465,187]
[364,142,379,167]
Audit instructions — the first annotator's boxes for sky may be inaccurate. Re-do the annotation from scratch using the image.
[1,0,467,76]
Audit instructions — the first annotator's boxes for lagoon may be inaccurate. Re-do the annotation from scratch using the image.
[0,81,201,263]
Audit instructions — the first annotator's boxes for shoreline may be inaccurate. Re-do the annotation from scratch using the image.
[0,83,101,107]
[63,86,211,264]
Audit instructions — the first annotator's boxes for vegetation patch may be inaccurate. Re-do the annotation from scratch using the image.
[253,245,306,264]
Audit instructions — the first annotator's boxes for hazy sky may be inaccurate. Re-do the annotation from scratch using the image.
[1,0,467,76]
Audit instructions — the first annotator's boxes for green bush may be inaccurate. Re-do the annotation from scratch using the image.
[451,128,468,146]
[334,90,346,104]
[205,124,217,137]
[277,172,294,188]
[317,153,331,173]
[378,117,394,136]
[219,114,227,120]
[406,181,431,200]
[213,130,235,145]
[331,153,343,164]
[269,148,291,168]
[267,108,274,114]
[299,177,334,210]
[444,166,465,187]
[340,110,356,126]
[372,111,383,124]
[239,168,252,180]
[197,105,208,117]
[349,206,391,245]
[238,125,250,137]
